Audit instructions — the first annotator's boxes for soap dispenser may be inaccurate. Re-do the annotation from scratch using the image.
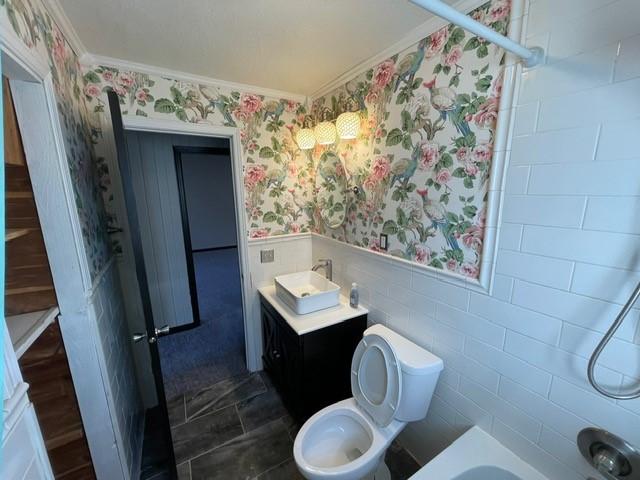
[349,283,359,308]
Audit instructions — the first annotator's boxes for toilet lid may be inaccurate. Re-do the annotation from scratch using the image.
[351,333,402,427]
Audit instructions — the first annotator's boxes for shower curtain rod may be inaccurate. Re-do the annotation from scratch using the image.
[409,0,544,67]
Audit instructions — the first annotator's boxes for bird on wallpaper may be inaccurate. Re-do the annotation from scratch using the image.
[199,85,237,126]
[393,38,427,93]
[416,189,460,251]
[389,146,419,189]
[266,165,288,188]
[263,100,285,122]
[423,78,472,137]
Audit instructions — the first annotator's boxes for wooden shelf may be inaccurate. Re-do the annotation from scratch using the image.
[6,306,59,359]
[5,228,33,242]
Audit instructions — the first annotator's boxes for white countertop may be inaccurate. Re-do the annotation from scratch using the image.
[258,285,368,335]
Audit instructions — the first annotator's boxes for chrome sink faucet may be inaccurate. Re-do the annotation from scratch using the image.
[312,259,333,281]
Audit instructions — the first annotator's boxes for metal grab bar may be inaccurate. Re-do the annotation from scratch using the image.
[588,280,640,400]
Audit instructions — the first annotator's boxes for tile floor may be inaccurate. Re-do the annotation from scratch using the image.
[165,371,421,480]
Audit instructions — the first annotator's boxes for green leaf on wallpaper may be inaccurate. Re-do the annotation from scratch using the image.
[480,64,490,74]
[453,167,466,178]
[386,129,403,146]
[430,258,444,269]
[477,44,489,58]
[263,212,278,223]
[83,71,101,84]
[463,177,474,188]
[401,110,413,131]
[170,86,187,106]
[449,75,460,88]
[154,98,177,113]
[446,212,458,224]
[259,146,275,158]
[464,37,480,51]
[135,109,148,117]
[382,220,398,235]
[475,76,492,92]
[442,65,451,75]
[176,109,188,122]
[397,208,408,227]
[463,205,478,218]
[433,64,443,75]
[401,134,413,150]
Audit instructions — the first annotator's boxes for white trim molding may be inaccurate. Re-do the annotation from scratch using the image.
[82,53,309,103]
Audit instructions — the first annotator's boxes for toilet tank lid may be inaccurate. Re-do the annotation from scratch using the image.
[364,324,443,375]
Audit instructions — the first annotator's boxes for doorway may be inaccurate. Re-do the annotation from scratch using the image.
[122,131,247,399]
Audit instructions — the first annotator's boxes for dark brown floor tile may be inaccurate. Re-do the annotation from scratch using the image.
[190,419,293,480]
[186,373,266,419]
[236,388,288,432]
[386,440,421,480]
[172,405,243,464]
[168,394,186,427]
[256,458,304,480]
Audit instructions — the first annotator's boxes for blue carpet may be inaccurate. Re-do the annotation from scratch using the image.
[158,248,247,398]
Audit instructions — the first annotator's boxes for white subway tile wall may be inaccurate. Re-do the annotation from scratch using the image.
[307,1,640,477]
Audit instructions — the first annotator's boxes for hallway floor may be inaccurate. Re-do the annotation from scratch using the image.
[158,248,246,399]
[166,371,422,480]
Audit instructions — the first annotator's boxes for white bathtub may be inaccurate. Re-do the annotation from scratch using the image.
[409,427,550,480]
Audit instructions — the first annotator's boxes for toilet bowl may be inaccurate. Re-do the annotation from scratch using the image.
[294,324,443,480]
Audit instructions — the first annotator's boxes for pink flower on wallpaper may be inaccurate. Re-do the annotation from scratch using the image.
[456,146,470,162]
[473,143,493,163]
[234,107,250,122]
[102,70,114,82]
[446,259,458,271]
[471,9,486,24]
[415,245,432,264]
[289,223,301,233]
[51,26,67,68]
[418,141,440,170]
[442,44,463,66]
[239,93,263,115]
[285,100,299,112]
[474,96,499,128]
[135,89,148,102]
[113,85,127,97]
[116,73,135,88]
[365,89,381,105]
[288,162,298,177]
[488,0,511,22]
[462,225,483,250]
[464,162,479,176]
[435,168,452,184]
[369,238,383,252]
[461,263,479,278]
[84,84,101,98]
[244,164,267,189]
[372,59,396,89]
[476,208,487,228]
[492,69,505,98]
[250,228,269,239]
[371,155,391,180]
[425,27,449,58]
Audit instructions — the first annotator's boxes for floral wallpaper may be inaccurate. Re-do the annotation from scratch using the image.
[82,66,316,239]
[310,0,510,279]
[1,0,112,279]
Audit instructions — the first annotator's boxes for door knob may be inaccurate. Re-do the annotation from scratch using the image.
[155,325,170,336]
[132,332,147,343]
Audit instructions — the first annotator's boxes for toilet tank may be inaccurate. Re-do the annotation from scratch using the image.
[364,324,444,422]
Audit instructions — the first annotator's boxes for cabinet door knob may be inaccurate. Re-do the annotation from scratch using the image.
[273,350,281,359]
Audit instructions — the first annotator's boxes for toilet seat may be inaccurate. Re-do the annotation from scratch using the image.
[351,333,402,427]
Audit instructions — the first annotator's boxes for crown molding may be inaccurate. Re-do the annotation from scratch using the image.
[43,0,88,59]
[310,0,487,100]
[80,53,309,103]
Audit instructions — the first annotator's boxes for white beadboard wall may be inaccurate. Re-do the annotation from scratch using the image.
[308,1,640,478]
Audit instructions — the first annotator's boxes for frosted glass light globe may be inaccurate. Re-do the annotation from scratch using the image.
[336,111,360,139]
[295,128,316,150]
[314,121,337,145]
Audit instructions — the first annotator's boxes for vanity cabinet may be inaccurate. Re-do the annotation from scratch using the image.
[260,295,367,421]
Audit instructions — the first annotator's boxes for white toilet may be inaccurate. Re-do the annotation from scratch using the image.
[293,324,443,480]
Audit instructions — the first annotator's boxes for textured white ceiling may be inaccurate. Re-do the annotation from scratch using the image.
[58,0,454,96]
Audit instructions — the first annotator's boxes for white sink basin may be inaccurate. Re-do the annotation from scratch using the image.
[274,271,341,315]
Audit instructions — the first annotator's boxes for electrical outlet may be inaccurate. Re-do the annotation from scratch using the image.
[260,249,274,263]
[379,233,388,251]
